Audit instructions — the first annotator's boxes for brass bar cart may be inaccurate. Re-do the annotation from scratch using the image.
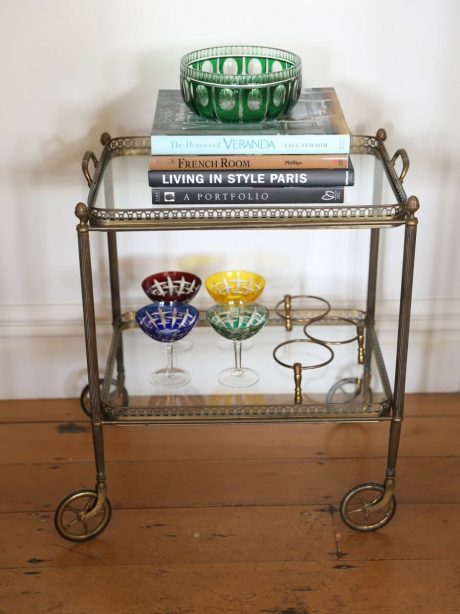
[54,129,419,541]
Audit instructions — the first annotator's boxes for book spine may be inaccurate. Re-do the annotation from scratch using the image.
[150,134,351,156]
[148,168,354,188]
[148,154,350,171]
[151,187,344,205]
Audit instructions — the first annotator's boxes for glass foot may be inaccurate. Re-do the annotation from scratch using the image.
[218,367,259,388]
[150,367,191,388]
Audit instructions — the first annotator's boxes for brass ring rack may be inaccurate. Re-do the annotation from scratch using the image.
[274,294,331,331]
[303,315,366,365]
[273,338,334,404]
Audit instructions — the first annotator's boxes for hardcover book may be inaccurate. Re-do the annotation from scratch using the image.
[147,153,350,171]
[151,186,344,205]
[150,89,351,156]
[148,161,354,188]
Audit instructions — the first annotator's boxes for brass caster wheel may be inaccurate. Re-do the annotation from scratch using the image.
[54,490,112,542]
[339,482,396,531]
[80,378,129,417]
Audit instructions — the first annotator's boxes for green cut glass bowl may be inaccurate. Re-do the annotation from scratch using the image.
[180,45,302,123]
[206,303,269,341]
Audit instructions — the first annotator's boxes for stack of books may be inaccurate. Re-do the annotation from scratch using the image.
[148,88,353,206]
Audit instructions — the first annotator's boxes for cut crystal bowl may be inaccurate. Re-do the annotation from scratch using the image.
[206,303,269,342]
[135,301,200,344]
[180,45,302,122]
[141,271,201,303]
[205,270,265,307]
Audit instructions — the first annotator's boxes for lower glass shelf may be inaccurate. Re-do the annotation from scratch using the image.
[98,308,393,424]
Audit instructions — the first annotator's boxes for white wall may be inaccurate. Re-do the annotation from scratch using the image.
[1,0,459,398]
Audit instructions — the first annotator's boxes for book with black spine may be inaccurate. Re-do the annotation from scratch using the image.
[151,186,344,205]
[148,162,354,188]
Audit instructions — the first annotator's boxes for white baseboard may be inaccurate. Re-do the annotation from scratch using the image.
[1,299,459,398]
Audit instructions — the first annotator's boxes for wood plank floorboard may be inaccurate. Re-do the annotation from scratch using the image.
[0,393,459,613]
[2,456,460,513]
[0,506,337,568]
[2,504,460,570]
[1,561,460,614]
[1,414,460,464]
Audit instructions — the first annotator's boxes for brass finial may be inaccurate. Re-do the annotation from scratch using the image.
[407,195,420,215]
[376,128,387,142]
[407,195,420,224]
[75,202,89,224]
[100,132,111,145]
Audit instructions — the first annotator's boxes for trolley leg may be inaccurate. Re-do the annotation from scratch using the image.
[339,198,419,531]
[79,229,128,415]
[366,228,380,325]
[358,228,381,406]
[76,203,107,482]
[386,197,419,475]
[393,199,419,419]
[55,203,112,542]
[366,142,384,323]
[103,138,125,393]
[107,231,126,393]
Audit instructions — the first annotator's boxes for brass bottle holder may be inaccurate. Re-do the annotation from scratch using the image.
[303,316,366,365]
[275,294,331,332]
[273,295,367,403]
[273,339,334,404]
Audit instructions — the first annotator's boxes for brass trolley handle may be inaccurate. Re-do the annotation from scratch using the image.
[391,148,410,183]
[82,150,99,187]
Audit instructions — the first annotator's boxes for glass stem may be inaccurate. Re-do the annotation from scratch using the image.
[165,343,174,373]
[233,340,243,374]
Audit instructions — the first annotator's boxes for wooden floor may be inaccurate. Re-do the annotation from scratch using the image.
[1,394,460,614]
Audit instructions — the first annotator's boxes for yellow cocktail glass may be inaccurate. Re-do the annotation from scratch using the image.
[205,270,265,307]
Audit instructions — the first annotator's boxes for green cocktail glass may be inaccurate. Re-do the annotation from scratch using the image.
[206,303,269,387]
